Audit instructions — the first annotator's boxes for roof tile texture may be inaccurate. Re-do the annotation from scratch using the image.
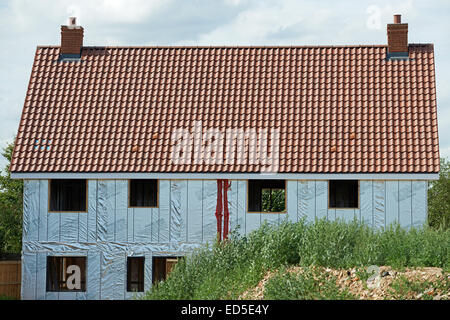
[11,44,440,173]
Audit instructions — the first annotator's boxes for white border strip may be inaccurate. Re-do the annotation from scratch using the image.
[11,172,439,180]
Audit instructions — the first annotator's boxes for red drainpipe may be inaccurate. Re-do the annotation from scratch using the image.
[223,180,231,240]
[215,179,232,242]
[215,179,223,241]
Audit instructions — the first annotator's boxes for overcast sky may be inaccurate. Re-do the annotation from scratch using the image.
[0,0,449,170]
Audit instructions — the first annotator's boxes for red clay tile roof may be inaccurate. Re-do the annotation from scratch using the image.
[11,44,439,173]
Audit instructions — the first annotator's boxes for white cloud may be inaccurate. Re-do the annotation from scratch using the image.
[439,145,450,160]
[195,0,420,46]
[5,0,170,31]
[223,0,245,6]
[80,0,169,24]
[197,0,333,45]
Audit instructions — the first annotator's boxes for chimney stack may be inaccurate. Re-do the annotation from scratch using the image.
[60,17,84,57]
[387,14,408,58]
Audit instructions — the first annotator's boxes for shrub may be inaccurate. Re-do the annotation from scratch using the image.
[143,219,450,300]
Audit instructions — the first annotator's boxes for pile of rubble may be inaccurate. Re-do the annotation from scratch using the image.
[240,266,449,300]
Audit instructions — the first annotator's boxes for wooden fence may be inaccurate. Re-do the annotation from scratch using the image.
[0,260,21,299]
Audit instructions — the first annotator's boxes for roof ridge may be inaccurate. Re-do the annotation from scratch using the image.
[36,43,434,49]
[39,44,389,49]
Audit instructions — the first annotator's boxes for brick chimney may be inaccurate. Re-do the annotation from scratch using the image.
[60,17,83,57]
[387,14,408,58]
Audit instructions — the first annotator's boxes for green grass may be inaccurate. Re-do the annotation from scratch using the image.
[142,218,450,300]
[388,274,450,300]
[263,267,355,300]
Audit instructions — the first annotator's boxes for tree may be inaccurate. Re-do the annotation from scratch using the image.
[262,189,286,212]
[0,141,23,254]
[428,157,450,230]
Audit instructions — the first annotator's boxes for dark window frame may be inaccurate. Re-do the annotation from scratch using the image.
[128,179,159,208]
[328,180,360,209]
[127,256,145,292]
[247,180,287,213]
[46,256,87,292]
[48,179,88,212]
[152,256,183,285]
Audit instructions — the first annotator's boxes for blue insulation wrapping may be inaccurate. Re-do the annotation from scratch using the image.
[21,178,427,299]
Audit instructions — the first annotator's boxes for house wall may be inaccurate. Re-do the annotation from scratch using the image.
[21,179,428,300]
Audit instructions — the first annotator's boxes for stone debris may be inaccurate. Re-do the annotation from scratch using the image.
[239,270,276,300]
[239,266,449,300]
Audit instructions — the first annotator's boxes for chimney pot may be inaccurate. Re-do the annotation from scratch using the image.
[394,14,401,24]
[69,17,77,27]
